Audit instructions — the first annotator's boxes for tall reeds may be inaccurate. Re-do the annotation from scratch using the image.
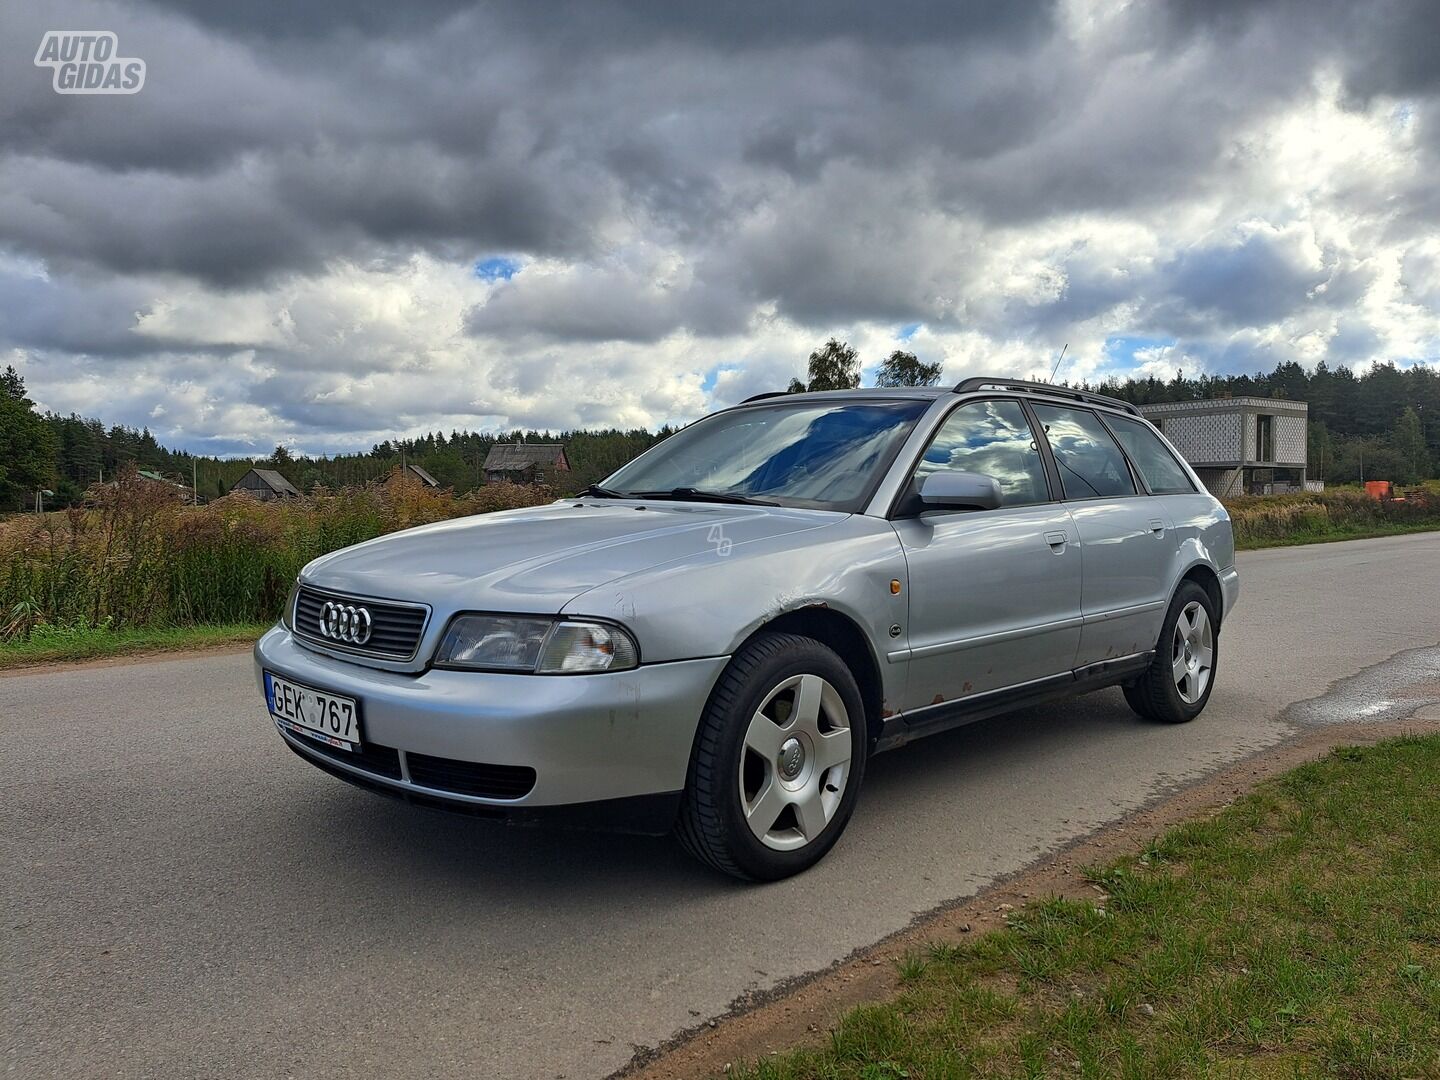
[0,466,551,639]
[1225,486,1437,545]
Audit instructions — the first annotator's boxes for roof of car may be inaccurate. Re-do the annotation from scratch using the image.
[739,387,947,405]
[737,380,1140,416]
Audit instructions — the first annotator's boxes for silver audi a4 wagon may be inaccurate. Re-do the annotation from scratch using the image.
[256,378,1239,880]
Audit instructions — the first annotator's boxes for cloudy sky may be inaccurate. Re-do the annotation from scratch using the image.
[2,0,1438,455]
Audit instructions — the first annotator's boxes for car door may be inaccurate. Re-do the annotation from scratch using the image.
[891,398,1083,712]
[1030,403,1179,668]
[1103,411,1224,568]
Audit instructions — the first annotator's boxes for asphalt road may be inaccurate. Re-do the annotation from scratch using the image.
[6,532,1440,1080]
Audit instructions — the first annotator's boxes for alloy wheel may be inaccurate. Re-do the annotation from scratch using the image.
[1171,600,1214,705]
[738,673,853,851]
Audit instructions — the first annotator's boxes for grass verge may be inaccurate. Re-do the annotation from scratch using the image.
[738,735,1440,1079]
[0,621,269,669]
[1235,520,1440,550]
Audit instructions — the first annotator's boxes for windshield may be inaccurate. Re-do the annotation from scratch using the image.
[603,398,930,512]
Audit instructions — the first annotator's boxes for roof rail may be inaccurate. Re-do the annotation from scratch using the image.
[740,391,792,404]
[952,377,1139,416]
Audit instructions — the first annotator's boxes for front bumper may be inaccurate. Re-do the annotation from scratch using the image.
[254,626,727,829]
[1220,565,1241,623]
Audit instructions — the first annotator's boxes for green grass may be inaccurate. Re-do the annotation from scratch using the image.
[1235,519,1440,550]
[737,736,1440,1079]
[0,621,269,669]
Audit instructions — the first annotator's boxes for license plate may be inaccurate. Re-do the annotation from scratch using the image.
[265,671,362,751]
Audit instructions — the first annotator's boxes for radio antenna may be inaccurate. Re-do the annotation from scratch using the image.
[1047,343,1068,383]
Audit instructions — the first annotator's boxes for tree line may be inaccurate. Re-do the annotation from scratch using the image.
[1089,359,1440,486]
[3,350,1437,511]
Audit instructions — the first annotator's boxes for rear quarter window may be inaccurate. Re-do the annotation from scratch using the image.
[1106,415,1196,494]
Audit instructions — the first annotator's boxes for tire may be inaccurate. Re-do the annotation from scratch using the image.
[1123,580,1218,724]
[675,632,868,881]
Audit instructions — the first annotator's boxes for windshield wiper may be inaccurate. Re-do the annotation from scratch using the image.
[631,487,778,507]
[576,484,628,499]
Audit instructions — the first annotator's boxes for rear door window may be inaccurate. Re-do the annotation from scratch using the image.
[1105,415,1196,494]
[1031,404,1137,499]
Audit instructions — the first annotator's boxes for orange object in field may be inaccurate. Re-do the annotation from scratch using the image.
[1365,480,1392,500]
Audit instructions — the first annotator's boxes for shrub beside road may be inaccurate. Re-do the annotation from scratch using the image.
[1227,483,1440,549]
[736,735,1440,1079]
[0,469,549,664]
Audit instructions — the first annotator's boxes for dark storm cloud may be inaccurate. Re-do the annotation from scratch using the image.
[0,265,155,355]
[1165,0,1440,100]
[2,0,1438,448]
[142,0,1058,48]
[5,0,1429,294]
[136,0,481,40]
[1166,232,1329,328]
[1343,0,1440,100]
[1328,318,1385,363]
[0,157,326,286]
[0,0,1114,290]
[465,266,748,344]
[1029,263,1141,337]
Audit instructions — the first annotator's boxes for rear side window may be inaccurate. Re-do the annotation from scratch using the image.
[1031,404,1137,499]
[1106,415,1196,494]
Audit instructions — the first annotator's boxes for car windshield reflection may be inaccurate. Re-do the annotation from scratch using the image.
[604,399,930,512]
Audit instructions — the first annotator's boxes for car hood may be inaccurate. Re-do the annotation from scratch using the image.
[300,499,842,613]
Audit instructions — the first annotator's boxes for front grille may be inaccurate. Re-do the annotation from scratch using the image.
[293,585,428,660]
[406,751,537,800]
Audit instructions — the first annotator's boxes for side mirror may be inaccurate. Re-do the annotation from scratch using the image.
[918,471,1002,511]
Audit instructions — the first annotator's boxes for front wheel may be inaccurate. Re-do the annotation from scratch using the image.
[675,632,867,881]
[1123,580,1218,724]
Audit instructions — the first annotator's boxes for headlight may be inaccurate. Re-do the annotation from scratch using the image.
[434,615,638,673]
[435,615,553,671]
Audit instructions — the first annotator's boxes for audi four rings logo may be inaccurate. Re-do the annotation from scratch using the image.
[319,601,372,645]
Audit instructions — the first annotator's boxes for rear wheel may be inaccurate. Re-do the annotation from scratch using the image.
[675,632,867,881]
[1123,580,1218,724]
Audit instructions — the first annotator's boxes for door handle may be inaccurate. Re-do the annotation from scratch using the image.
[1149,518,1166,536]
[1044,530,1069,551]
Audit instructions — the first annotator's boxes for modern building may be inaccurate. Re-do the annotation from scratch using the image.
[481,443,571,485]
[232,467,301,501]
[1139,398,1308,497]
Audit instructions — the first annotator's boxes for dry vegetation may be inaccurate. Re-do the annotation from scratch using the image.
[1225,484,1440,548]
[0,466,551,642]
[3,469,1438,650]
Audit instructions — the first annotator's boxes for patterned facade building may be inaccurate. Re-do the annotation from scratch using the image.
[1138,398,1308,497]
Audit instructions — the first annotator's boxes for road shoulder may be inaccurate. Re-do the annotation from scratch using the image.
[0,636,257,678]
[618,712,1440,1080]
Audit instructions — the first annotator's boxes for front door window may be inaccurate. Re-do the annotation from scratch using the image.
[913,399,1050,506]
